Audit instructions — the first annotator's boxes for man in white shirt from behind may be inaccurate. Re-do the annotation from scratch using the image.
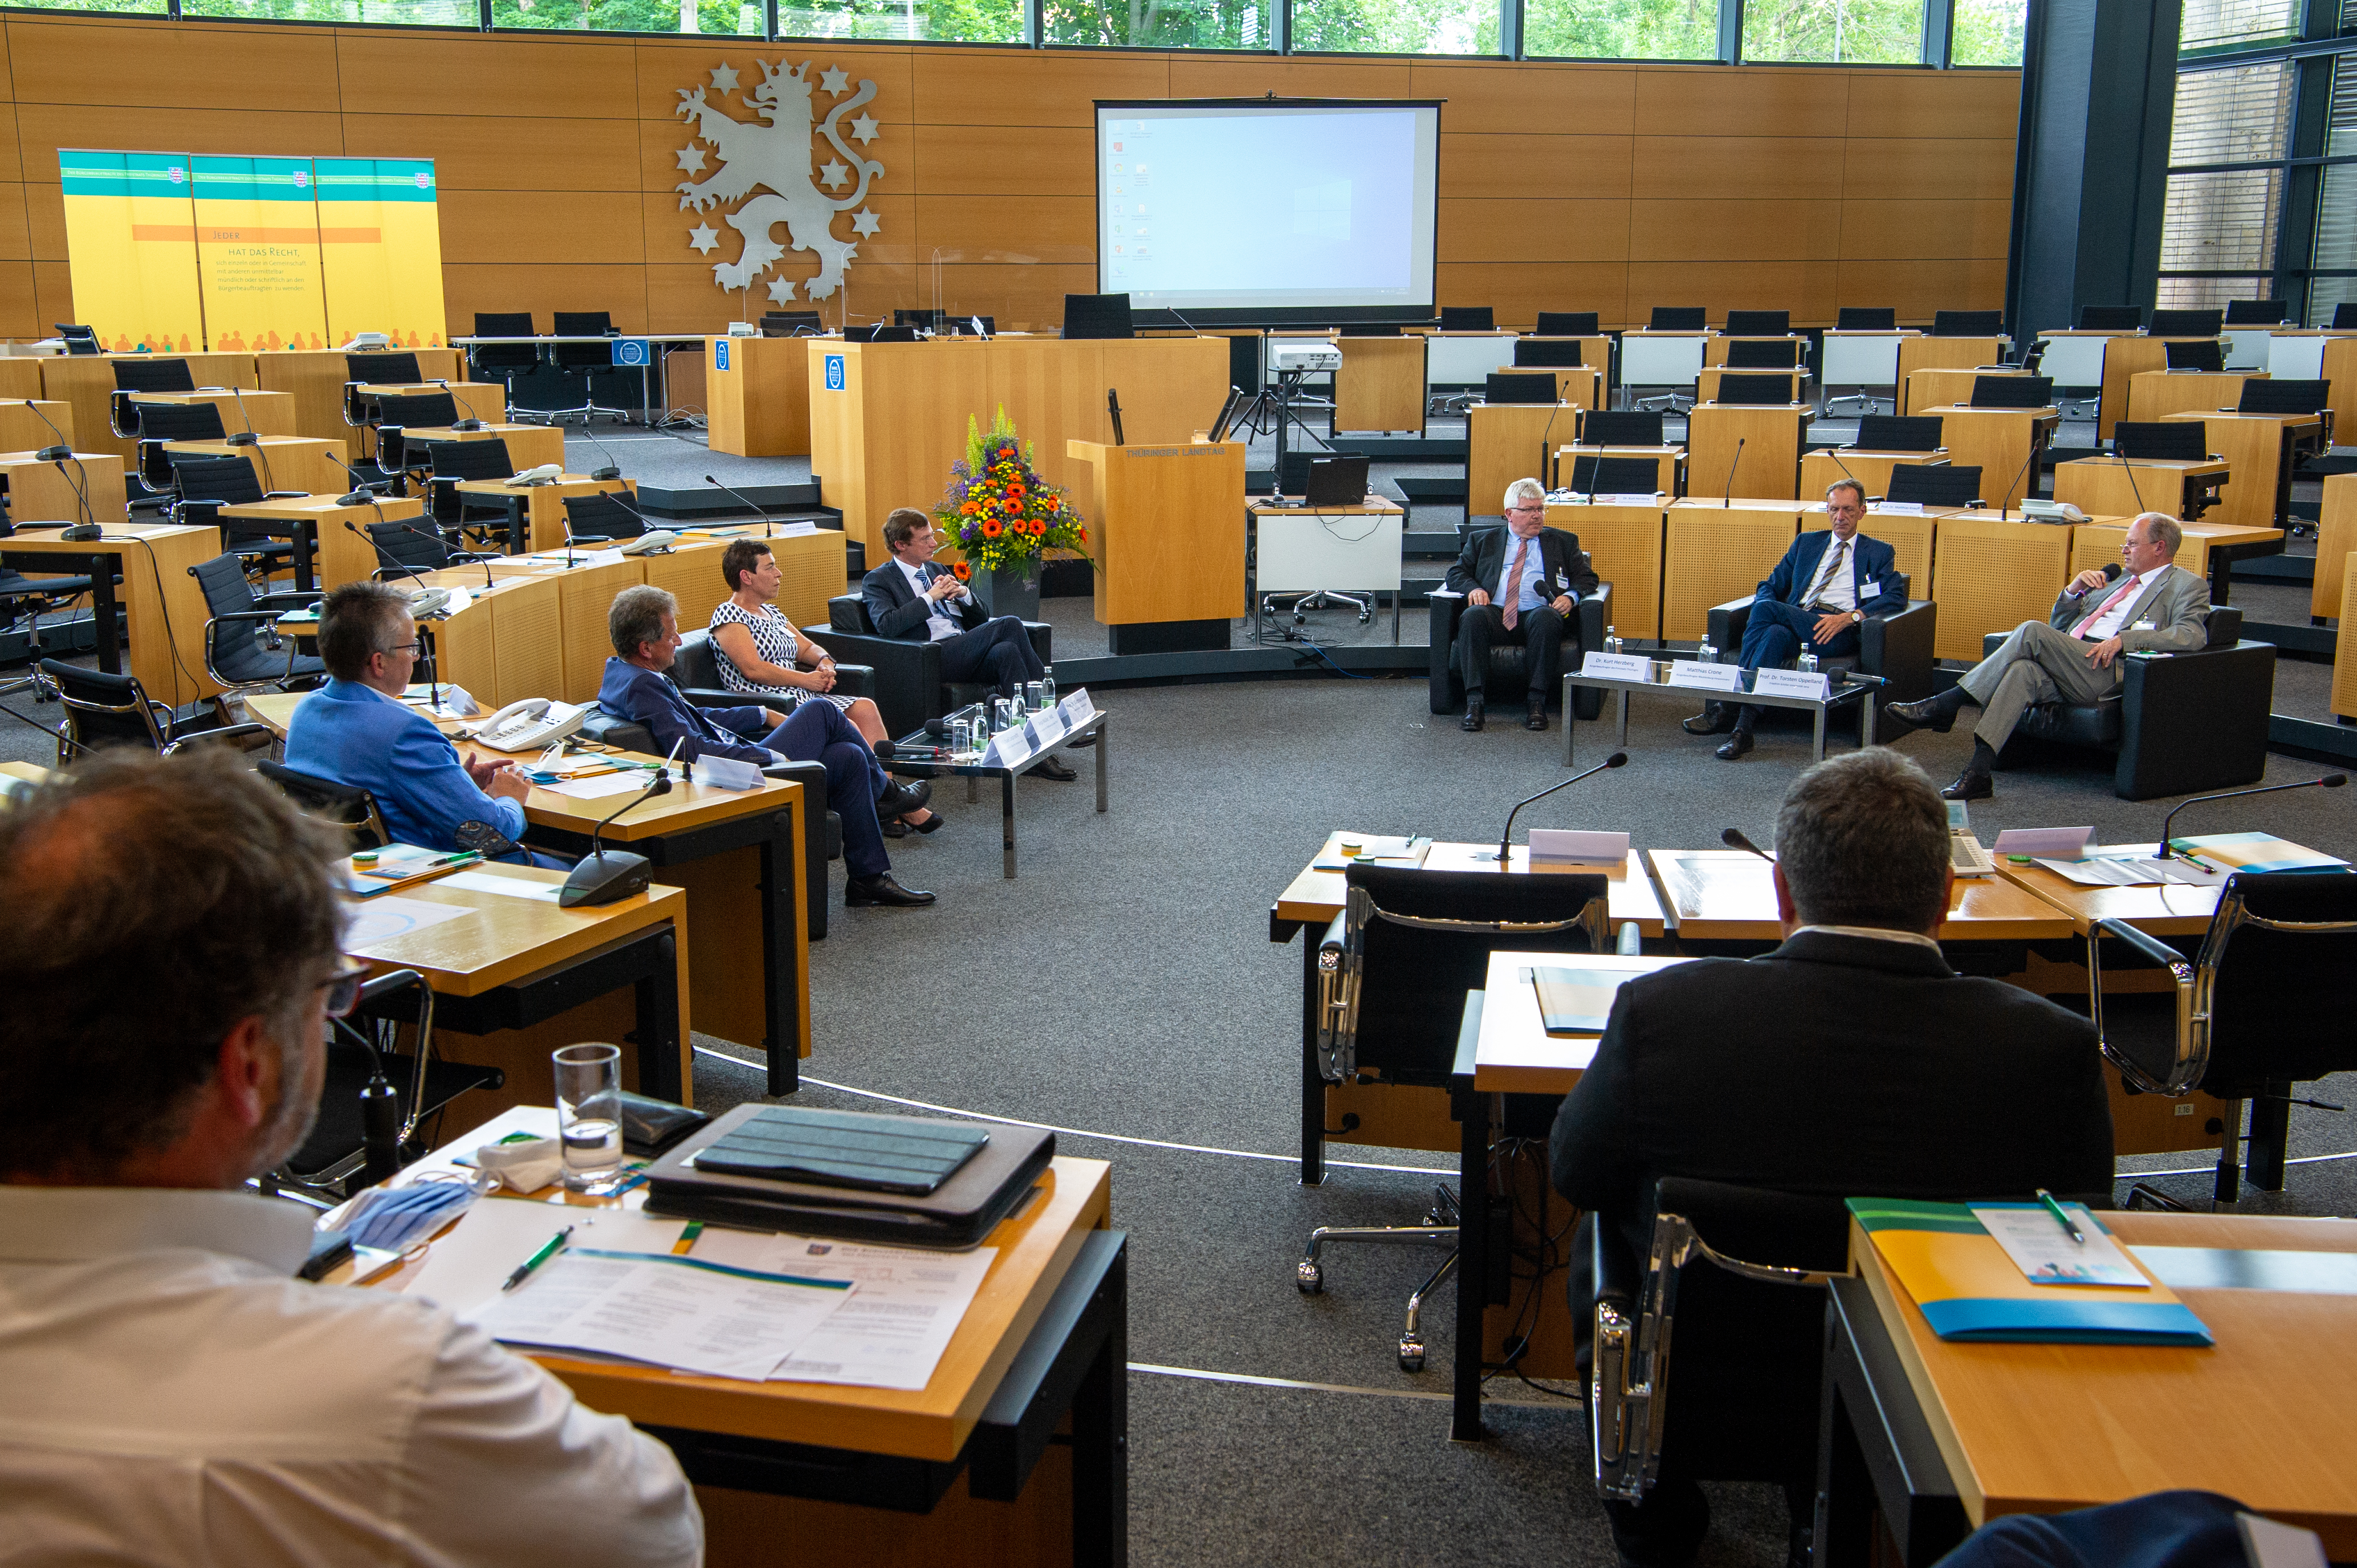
[0,747,702,1568]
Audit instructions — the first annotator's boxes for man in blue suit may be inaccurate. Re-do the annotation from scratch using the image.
[1685,478,1906,760]
[284,581,538,856]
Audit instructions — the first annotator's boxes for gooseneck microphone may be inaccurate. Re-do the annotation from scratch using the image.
[36,440,97,539]
[1108,389,1125,446]
[2111,450,2150,515]
[438,378,486,432]
[1721,437,1746,505]
[1721,826,1773,861]
[559,739,682,907]
[2155,774,2347,860]
[389,520,494,591]
[576,421,625,482]
[705,473,774,537]
[1481,751,1629,866]
[1996,442,2040,522]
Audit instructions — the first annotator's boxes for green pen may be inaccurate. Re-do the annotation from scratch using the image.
[424,850,483,869]
[501,1224,575,1291]
[2035,1188,2085,1245]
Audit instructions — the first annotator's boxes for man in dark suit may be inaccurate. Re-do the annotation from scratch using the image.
[1551,748,2113,1568]
[861,506,1074,782]
[1444,476,1598,732]
[1686,478,1906,759]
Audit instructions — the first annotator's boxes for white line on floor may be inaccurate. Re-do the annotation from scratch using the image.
[2119,1150,2357,1176]
[1128,1362,1580,1411]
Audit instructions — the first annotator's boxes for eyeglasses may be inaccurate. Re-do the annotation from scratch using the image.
[317,959,372,1018]
[379,639,425,659]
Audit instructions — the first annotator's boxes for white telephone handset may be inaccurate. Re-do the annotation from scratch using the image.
[618,530,681,555]
[475,698,587,752]
[512,463,564,486]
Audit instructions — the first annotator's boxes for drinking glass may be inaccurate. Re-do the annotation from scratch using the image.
[993,697,1015,732]
[552,1043,624,1192]
[1025,680,1046,712]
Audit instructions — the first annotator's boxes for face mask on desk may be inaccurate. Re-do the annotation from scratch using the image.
[340,1176,480,1252]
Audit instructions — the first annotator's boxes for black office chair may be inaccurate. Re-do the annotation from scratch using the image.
[1590,1178,1849,1520]
[2334,303,2357,330]
[2113,421,2210,461]
[2224,299,2290,325]
[1975,607,2271,799]
[2075,304,2140,331]
[37,659,272,763]
[1514,339,1584,368]
[1536,311,1599,337]
[129,400,230,512]
[168,453,304,576]
[1723,310,1789,337]
[188,552,325,697]
[374,390,465,479]
[2163,340,2224,372]
[1439,306,1494,332]
[1931,309,2004,336]
[0,486,97,658]
[549,309,628,423]
[1725,338,1801,369]
[1705,569,1937,707]
[1649,307,1707,331]
[468,311,540,417]
[1714,373,1794,406]
[1884,463,1984,507]
[1969,374,2054,408]
[1835,307,1896,330]
[420,437,518,539]
[362,516,500,581]
[341,351,425,426]
[1429,540,1613,719]
[1485,371,1557,405]
[2237,376,2330,416]
[1580,410,1666,446]
[559,491,649,545]
[108,358,197,439]
[813,595,1052,739]
[2089,871,2357,1208]
[258,758,389,850]
[56,323,100,355]
[2151,309,2225,338]
[1565,455,1664,495]
[1854,414,1944,451]
[1304,862,1619,1369]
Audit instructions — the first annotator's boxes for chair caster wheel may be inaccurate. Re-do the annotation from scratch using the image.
[1398,1336,1425,1372]
[1297,1260,1322,1293]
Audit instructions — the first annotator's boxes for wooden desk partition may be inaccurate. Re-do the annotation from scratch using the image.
[131,389,296,439]
[0,400,75,451]
[1,523,220,705]
[2125,369,2261,426]
[1686,404,1808,500]
[1066,439,1244,653]
[1928,513,2073,660]
[1895,335,2007,391]
[1556,443,1684,498]
[456,474,633,552]
[165,435,349,498]
[0,450,128,525]
[405,422,566,473]
[1696,368,1805,407]
[248,492,430,590]
[1803,502,1936,589]
[2163,411,2321,532]
[706,335,813,458]
[1798,447,1948,504]
[1468,402,1577,516]
[810,336,1228,552]
[2336,555,2357,719]
[1546,500,1666,640]
[0,360,45,401]
[40,352,258,469]
[260,348,463,442]
[1922,404,2059,511]
[2053,455,2229,526]
[1334,335,1426,434]
[2317,473,2357,621]
[1903,366,2026,417]
[1661,499,1801,640]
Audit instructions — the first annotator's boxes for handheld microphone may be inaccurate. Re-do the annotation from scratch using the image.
[1997,441,2040,520]
[1108,389,1125,446]
[1720,826,1773,861]
[1721,437,1746,505]
[704,473,776,537]
[2071,561,2124,598]
[437,378,486,432]
[558,757,675,907]
[1479,750,1629,866]
[2155,773,2346,860]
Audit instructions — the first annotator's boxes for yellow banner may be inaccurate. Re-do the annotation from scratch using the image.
[58,150,205,353]
[190,155,328,352]
[315,158,449,348]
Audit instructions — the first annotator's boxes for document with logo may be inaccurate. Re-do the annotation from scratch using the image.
[694,1229,999,1391]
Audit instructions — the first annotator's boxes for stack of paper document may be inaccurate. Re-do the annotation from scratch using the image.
[1313,834,1433,871]
[2034,854,2222,888]
[2170,832,2348,875]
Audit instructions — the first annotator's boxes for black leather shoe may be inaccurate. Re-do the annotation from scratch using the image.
[845,872,936,907]
[1683,702,1736,736]
[880,817,909,838]
[1033,755,1077,782]
[909,810,946,834]
[876,778,933,819]
[1885,693,1962,734]
[1941,762,1994,801]
[1065,731,1099,748]
[1461,698,1485,732]
[1524,708,1548,732]
[1716,729,1754,760]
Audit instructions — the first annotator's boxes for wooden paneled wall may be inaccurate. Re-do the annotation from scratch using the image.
[0,17,2017,338]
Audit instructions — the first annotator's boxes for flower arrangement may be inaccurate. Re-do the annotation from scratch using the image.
[933,405,1089,582]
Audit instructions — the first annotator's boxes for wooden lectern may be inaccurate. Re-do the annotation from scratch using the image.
[1066,439,1245,654]
[705,335,812,458]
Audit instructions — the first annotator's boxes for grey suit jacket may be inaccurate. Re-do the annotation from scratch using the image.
[2045,561,2210,654]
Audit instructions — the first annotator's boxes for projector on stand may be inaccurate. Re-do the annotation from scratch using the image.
[1269,344,1341,374]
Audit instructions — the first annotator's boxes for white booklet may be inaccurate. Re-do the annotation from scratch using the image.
[1970,1202,2147,1288]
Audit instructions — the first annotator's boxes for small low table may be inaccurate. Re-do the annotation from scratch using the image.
[886,710,1110,878]
[1563,659,1878,765]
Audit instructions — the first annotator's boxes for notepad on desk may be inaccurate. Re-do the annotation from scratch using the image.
[1312,834,1432,871]
[1527,964,1641,1035]
[2168,832,2348,875]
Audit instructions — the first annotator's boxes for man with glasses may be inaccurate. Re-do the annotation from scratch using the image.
[0,748,703,1564]
[1444,476,1598,731]
[284,580,534,854]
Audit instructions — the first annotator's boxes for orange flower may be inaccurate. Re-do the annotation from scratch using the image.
[1046,496,1061,512]
[1007,483,1026,499]
[981,518,1003,537]
[960,500,980,516]
[1002,498,1020,514]
[952,560,971,580]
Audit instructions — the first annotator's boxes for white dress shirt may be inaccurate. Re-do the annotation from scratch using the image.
[1792,922,1943,954]
[1802,536,1858,613]
[897,558,963,642]
[0,1186,703,1568]
[1493,533,1551,612]
[2071,565,2165,641]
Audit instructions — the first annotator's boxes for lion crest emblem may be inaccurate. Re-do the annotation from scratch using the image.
[675,59,884,304]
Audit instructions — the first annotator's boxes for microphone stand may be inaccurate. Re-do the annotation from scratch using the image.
[705,473,775,538]
[1720,826,1773,860]
[559,741,681,906]
[1996,438,2040,520]
[438,378,486,432]
[1721,437,1745,505]
[1476,751,1629,865]
[2156,774,2347,858]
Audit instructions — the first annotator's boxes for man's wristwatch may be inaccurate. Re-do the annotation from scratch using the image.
[1850,610,1863,624]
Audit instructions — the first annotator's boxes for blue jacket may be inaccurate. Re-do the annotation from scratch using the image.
[283,679,526,854]
[597,658,774,765]
[1755,530,1907,619]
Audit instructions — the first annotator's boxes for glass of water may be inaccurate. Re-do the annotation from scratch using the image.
[552,1043,624,1192]
[992,697,1015,732]
[1797,651,1818,675]
[1025,679,1046,712]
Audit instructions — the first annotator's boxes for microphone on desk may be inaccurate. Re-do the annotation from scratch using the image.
[2110,450,2150,516]
[437,378,486,432]
[704,473,774,537]
[1477,751,1628,866]
[2155,774,2346,860]
[560,739,682,907]
[1721,437,1745,505]
[219,386,282,491]
[1721,826,1773,861]
[1996,441,2041,521]
[1108,388,1126,446]
[575,420,625,482]
[36,440,97,538]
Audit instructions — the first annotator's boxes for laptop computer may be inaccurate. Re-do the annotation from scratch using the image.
[1304,455,1371,507]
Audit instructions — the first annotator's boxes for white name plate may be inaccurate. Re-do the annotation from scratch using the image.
[1580,651,1652,681]
[1871,501,1925,515]
[1666,660,1744,692]
[1595,492,1664,506]
[1058,687,1096,727]
[1752,667,1830,700]
[1528,828,1630,864]
[982,728,1035,768]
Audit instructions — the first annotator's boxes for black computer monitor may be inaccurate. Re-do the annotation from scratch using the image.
[2112,421,2208,461]
[2078,306,2144,331]
[1439,306,1495,332]
[1932,310,2005,337]
[2164,340,2224,372]
[1969,375,2054,408]
[1535,312,1599,337]
[1513,339,1583,368]
[1061,293,1135,340]
[2150,309,2224,338]
[1724,310,1790,337]
[1304,455,1371,507]
[1714,373,1793,406]
[1649,307,1707,331]
[2224,299,2290,325]
[1485,372,1557,405]
[1835,307,1896,331]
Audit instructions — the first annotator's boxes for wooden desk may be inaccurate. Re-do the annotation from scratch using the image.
[345,861,693,1110]
[0,399,76,450]
[1334,333,1427,434]
[456,474,632,553]
[399,422,565,475]
[1928,512,2073,661]
[1896,336,2009,396]
[1068,439,1244,652]
[2069,518,2282,605]
[1546,500,1666,640]
[256,348,465,442]
[1918,404,2059,512]
[2053,455,2230,530]
[1644,848,2075,944]
[1799,447,1949,507]
[1662,498,1802,640]
[1269,832,1668,1184]
[0,522,220,705]
[39,351,258,469]
[164,434,349,500]
[223,492,429,593]
[369,1114,1123,1568]
[129,388,295,439]
[0,449,128,525]
[2163,410,2323,532]
[1555,442,1684,499]
[1902,366,2022,418]
[1696,368,1806,407]
[2318,472,2357,621]
[2125,368,2261,425]
[670,523,845,630]
[1467,402,1576,520]
[2096,335,2218,440]
[1994,842,2225,940]
[1821,1212,2357,1564]
[706,334,812,458]
[1687,403,1809,501]
[1801,499,1945,589]
[809,336,1226,552]
[0,360,45,401]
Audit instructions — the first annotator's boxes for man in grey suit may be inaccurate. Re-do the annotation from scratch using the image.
[1884,512,2211,800]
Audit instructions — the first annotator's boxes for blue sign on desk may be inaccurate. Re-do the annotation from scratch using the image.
[610,337,650,367]
[714,338,731,373]
[824,354,845,391]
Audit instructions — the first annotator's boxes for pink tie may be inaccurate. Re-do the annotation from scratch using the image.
[2071,573,2140,638]
[1501,536,1532,630]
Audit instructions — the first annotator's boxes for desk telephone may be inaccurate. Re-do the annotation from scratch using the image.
[474,698,588,752]
[512,463,564,486]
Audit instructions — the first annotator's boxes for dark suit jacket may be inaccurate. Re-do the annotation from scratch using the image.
[1442,525,1598,607]
[862,557,988,644]
[1756,530,1907,618]
[596,657,772,766]
[1550,930,2114,1266]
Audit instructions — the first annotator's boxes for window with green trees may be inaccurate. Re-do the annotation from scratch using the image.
[1287,0,1495,55]
[1523,0,1717,59]
[1043,0,1267,46]
[1948,0,2024,65]
[492,0,762,31]
[1741,0,1924,63]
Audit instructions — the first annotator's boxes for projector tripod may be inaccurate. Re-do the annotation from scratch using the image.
[1236,360,1371,632]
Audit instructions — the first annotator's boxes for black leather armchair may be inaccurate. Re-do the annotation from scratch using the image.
[810,594,1052,739]
[1427,548,1612,720]
[1977,607,2273,801]
[1706,571,1937,708]
[573,630,874,940]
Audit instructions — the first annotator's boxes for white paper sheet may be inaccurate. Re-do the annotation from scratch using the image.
[1971,1203,2147,1288]
[438,869,564,902]
[343,895,475,946]
[405,1199,689,1312]
[693,1229,999,1391]
[543,771,654,800]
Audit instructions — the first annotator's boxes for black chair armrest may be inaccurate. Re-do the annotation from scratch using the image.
[684,690,767,713]
[1020,620,1052,665]
[2205,606,2243,647]
[1707,595,1752,653]
[2116,641,2276,801]
[1980,630,2006,659]
[174,499,224,528]
[576,708,652,754]
[162,720,277,756]
[1860,600,1937,703]
[1577,582,1612,655]
[1591,1209,1641,1317]
[805,625,942,737]
[1428,590,1469,714]
[827,593,868,633]
[828,663,875,699]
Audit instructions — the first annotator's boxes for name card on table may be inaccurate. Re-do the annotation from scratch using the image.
[1528,829,1630,864]
[1025,708,1066,748]
[982,727,1035,769]
[693,755,767,791]
[1058,688,1096,727]
[1752,667,1830,700]
[1596,492,1664,506]
[1580,651,1652,682]
[1666,660,1744,693]
[1870,502,1925,516]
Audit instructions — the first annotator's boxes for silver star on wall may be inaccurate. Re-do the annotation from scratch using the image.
[710,63,740,92]
[767,276,800,305]
[688,222,718,254]
[819,159,849,190]
[820,66,850,95]
[676,144,707,175]
[850,209,880,237]
[849,113,880,145]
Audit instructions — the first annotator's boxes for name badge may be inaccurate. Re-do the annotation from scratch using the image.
[1859,579,1878,598]
[1555,569,1569,588]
